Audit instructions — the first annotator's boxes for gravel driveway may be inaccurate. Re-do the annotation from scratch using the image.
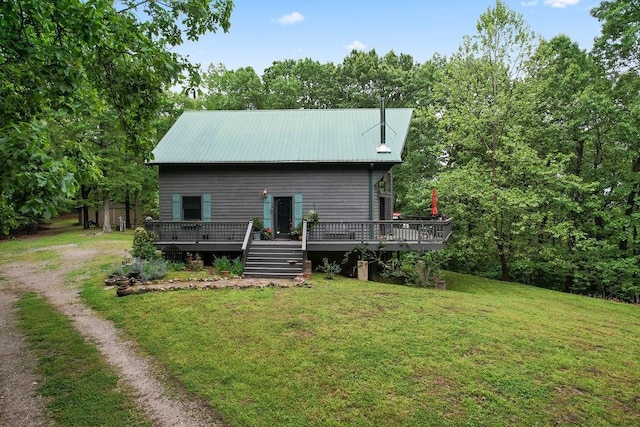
[0,240,222,427]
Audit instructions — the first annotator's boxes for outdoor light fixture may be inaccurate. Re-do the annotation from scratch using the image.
[263,189,268,198]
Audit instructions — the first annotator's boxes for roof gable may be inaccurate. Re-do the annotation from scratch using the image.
[150,108,413,164]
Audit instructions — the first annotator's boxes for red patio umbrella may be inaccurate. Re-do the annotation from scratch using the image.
[431,188,438,217]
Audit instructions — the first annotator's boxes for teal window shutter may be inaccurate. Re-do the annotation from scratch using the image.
[172,194,181,221]
[202,194,211,221]
[294,194,303,227]
[263,195,272,230]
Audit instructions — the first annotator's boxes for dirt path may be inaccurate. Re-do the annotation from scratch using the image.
[0,243,222,427]
[0,287,53,427]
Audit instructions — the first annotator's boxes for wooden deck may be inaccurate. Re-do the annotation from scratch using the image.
[144,219,453,253]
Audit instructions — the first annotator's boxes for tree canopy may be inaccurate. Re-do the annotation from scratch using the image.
[0,0,233,233]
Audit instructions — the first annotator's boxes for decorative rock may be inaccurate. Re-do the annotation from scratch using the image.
[117,277,315,296]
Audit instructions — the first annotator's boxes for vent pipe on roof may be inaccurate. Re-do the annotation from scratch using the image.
[377,97,391,153]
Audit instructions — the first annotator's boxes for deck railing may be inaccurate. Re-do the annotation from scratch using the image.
[144,221,248,242]
[145,218,452,244]
[307,219,453,243]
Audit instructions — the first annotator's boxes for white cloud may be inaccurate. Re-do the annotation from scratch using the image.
[274,11,304,25]
[521,0,538,6]
[345,40,366,51]
[543,0,580,7]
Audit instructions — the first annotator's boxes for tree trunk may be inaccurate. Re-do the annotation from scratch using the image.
[125,190,131,229]
[496,240,509,281]
[81,186,92,229]
[134,190,139,228]
[103,192,112,233]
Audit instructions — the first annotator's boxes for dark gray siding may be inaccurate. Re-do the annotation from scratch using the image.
[157,164,390,222]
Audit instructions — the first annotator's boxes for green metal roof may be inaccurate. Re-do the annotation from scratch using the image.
[150,108,413,164]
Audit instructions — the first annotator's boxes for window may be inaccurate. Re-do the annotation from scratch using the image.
[183,196,201,220]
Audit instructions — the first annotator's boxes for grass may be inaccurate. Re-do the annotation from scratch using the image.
[0,221,133,268]
[15,292,151,426]
[82,270,640,426]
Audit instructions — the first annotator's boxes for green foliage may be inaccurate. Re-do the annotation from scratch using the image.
[380,251,449,288]
[112,258,167,282]
[385,0,640,302]
[261,228,272,240]
[0,121,78,234]
[343,244,377,262]
[305,210,320,230]
[252,217,263,231]
[139,259,168,282]
[592,0,640,73]
[230,257,244,276]
[0,0,233,233]
[289,220,304,239]
[334,50,419,108]
[213,255,232,274]
[167,261,186,272]
[315,257,341,279]
[131,227,158,260]
[262,58,338,109]
[203,65,265,110]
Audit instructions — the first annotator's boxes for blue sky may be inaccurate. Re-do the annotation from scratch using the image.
[174,0,603,74]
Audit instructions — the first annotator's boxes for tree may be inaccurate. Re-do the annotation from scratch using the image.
[591,0,640,300]
[424,0,558,281]
[262,59,337,109]
[393,56,447,215]
[203,64,265,110]
[334,50,418,108]
[521,35,626,293]
[0,0,233,234]
[592,0,640,74]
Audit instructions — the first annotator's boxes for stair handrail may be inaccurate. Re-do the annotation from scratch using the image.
[301,220,308,262]
[241,220,254,265]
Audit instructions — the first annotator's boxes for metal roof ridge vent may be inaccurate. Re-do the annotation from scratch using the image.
[376,97,391,153]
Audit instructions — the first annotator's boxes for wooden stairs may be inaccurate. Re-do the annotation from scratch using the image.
[244,240,304,278]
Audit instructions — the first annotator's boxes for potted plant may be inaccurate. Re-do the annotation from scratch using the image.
[290,228,300,240]
[306,210,319,230]
[290,221,303,240]
[262,228,272,240]
[252,217,263,240]
[213,255,232,278]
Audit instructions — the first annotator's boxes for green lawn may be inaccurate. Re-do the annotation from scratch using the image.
[82,269,640,426]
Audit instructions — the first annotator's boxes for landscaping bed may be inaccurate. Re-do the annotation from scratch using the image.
[108,276,312,296]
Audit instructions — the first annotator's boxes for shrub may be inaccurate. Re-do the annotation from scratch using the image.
[167,261,186,272]
[316,257,341,279]
[111,258,168,282]
[131,227,158,260]
[231,257,244,276]
[111,264,128,278]
[139,259,168,282]
[213,256,232,274]
[380,251,449,287]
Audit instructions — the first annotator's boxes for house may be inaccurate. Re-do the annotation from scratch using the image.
[145,107,452,277]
